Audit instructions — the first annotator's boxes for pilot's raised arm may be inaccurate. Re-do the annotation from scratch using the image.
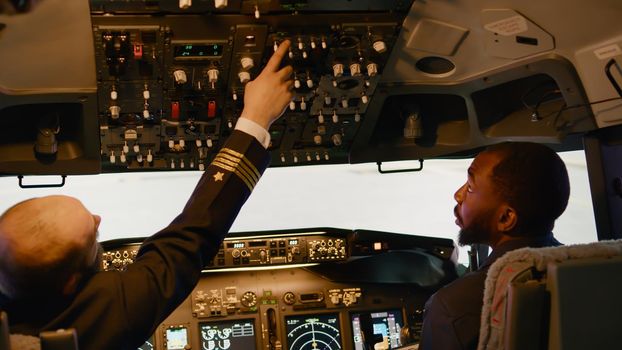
[0,41,293,350]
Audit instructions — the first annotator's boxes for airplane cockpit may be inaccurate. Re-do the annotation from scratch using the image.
[1,0,622,349]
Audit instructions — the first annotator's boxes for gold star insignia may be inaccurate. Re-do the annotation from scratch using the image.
[213,171,224,182]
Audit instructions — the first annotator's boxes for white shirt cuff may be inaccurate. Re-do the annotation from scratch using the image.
[234,118,271,149]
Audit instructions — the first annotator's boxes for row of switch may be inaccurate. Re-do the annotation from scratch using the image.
[279,152,334,163]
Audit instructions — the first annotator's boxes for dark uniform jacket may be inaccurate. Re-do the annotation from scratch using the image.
[419,233,561,350]
[0,130,269,350]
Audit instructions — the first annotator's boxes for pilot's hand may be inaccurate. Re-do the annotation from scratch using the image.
[239,40,294,130]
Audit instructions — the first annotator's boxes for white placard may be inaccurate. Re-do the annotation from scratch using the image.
[484,15,528,36]
[594,44,622,60]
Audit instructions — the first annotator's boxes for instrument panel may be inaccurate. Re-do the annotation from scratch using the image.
[102,228,457,350]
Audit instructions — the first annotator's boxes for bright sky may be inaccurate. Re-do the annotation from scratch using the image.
[0,151,596,265]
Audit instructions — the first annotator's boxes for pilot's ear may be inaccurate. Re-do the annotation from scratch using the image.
[497,205,517,233]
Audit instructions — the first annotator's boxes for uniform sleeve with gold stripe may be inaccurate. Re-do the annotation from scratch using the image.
[44,130,271,350]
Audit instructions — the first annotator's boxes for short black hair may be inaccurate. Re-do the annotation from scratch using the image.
[484,142,570,236]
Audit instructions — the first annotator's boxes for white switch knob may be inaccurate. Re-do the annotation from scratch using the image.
[143,110,150,119]
[332,110,339,123]
[350,63,361,76]
[214,0,227,9]
[207,68,219,83]
[373,40,387,53]
[196,139,202,147]
[123,142,129,154]
[168,140,175,149]
[133,144,140,153]
[314,135,322,145]
[240,57,254,70]
[179,139,185,148]
[147,150,153,163]
[332,63,344,77]
[109,151,116,164]
[109,105,121,119]
[318,111,325,124]
[306,78,314,88]
[110,89,118,101]
[289,101,296,110]
[367,63,378,77]
[179,0,191,9]
[143,90,150,100]
[238,71,251,84]
[206,138,213,148]
[174,69,187,84]
[120,152,127,163]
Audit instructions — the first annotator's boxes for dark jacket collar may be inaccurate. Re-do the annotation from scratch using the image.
[479,232,561,270]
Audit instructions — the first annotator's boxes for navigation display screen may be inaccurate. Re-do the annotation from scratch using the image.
[285,313,342,350]
[165,326,188,350]
[351,309,404,350]
[199,319,256,350]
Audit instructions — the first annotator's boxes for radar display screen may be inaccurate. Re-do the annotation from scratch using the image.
[351,309,404,350]
[199,319,256,350]
[285,313,342,350]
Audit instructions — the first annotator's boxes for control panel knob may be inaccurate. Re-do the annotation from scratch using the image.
[240,57,254,70]
[133,144,140,153]
[179,0,191,8]
[306,77,314,88]
[294,78,301,89]
[179,139,186,148]
[143,89,150,100]
[321,38,327,49]
[109,151,116,164]
[355,111,361,122]
[332,63,344,77]
[349,63,361,76]
[123,142,129,154]
[136,153,143,163]
[168,139,175,149]
[196,139,202,148]
[120,152,127,163]
[254,5,260,19]
[297,38,304,50]
[109,105,121,119]
[332,133,342,146]
[232,90,238,101]
[273,41,279,52]
[110,88,118,101]
[207,68,219,84]
[361,94,369,104]
[214,0,228,9]
[206,138,213,148]
[147,150,153,163]
[300,97,307,111]
[373,40,387,53]
[143,109,150,119]
[173,69,187,84]
[318,111,325,124]
[324,95,331,106]
[289,101,296,111]
[313,135,322,145]
[238,71,251,84]
[332,110,339,123]
[367,62,378,77]
[310,39,317,49]
[341,98,349,109]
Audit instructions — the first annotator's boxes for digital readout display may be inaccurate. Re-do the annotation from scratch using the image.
[174,44,223,58]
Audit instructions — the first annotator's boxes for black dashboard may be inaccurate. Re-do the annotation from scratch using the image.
[102,228,458,350]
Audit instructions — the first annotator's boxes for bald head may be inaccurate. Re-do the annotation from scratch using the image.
[0,195,100,298]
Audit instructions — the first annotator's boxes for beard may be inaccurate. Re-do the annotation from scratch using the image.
[457,209,495,246]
